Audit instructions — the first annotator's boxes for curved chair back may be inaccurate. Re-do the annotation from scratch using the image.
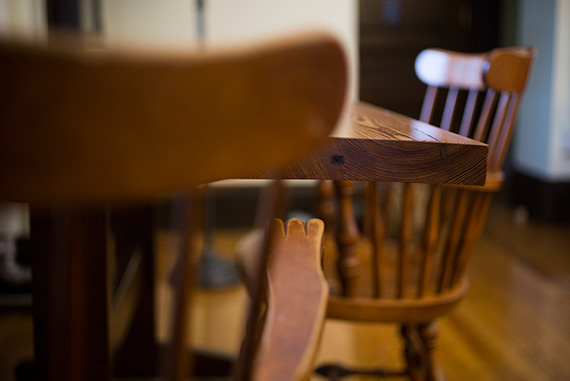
[416,46,536,175]
[0,33,347,205]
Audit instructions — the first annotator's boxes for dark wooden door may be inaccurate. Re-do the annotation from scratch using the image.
[359,0,501,117]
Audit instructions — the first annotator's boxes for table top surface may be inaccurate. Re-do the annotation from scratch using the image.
[246,101,488,186]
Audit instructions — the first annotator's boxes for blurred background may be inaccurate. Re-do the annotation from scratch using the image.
[2,0,568,220]
[0,0,568,380]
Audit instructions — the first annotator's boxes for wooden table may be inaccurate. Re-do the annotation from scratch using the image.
[247,101,488,300]
[248,101,488,186]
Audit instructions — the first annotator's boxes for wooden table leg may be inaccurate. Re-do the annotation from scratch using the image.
[31,207,110,381]
[334,180,361,297]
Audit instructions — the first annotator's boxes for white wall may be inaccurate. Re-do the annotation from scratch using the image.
[549,0,570,178]
[101,0,197,48]
[206,0,358,101]
[513,0,570,181]
[100,0,358,101]
[0,0,45,40]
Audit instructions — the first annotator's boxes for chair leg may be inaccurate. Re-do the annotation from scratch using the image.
[334,180,361,297]
[31,208,111,381]
[418,321,446,381]
[401,325,425,381]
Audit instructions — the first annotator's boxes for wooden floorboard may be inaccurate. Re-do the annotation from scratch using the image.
[0,199,569,380]
[316,199,570,380]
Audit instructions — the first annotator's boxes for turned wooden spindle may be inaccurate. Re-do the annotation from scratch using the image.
[418,321,444,381]
[316,180,336,235]
[400,325,424,381]
[334,180,361,297]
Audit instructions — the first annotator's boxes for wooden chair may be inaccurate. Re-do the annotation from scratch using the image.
[318,46,536,380]
[251,218,329,381]
[0,31,347,380]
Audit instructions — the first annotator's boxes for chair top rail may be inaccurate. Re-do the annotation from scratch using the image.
[0,32,348,205]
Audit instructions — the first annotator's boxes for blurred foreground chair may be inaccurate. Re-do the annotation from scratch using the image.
[318,46,536,380]
[0,31,347,380]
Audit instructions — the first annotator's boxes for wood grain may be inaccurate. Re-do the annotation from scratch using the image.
[316,200,570,381]
[253,219,328,381]
[249,102,488,186]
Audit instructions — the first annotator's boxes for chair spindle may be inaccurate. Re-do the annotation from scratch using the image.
[420,85,438,123]
[398,184,414,299]
[490,92,522,172]
[418,185,441,297]
[458,89,480,137]
[472,88,498,142]
[440,87,459,131]
[438,190,470,292]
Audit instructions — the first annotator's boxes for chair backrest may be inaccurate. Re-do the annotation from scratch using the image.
[399,46,535,296]
[358,46,536,314]
[0,32,348,205]
[416,46,536,180]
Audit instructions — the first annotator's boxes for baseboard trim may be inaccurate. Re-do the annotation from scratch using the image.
[509,171,570,223]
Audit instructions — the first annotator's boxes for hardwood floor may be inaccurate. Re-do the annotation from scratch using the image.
[439,200,570,380]
[318,199,570,380]
[0,198,569,380]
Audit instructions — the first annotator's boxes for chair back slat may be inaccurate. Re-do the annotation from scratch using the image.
[438,190,470,292]
[418,185,441,297]
[419,85,438,123]
[398,183,414,299]
[162,194,200,381]
[234,182,285,381]
[485,92,511,168]
[472,88,498,142]
[440,87,459,131]
[490,92,522,172]
[366,182,385,298]
[458,89,480,137]
[449,192,493,287]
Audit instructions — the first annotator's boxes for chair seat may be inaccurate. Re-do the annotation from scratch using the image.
[324,238,469,324]
[327,278,468,324]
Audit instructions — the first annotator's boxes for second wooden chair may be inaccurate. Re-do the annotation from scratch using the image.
[318,46,536,380]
